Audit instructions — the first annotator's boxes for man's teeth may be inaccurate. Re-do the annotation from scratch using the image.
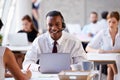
[52,31,57,33]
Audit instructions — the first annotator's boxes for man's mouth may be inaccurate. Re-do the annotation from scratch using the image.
[51,30,58,34]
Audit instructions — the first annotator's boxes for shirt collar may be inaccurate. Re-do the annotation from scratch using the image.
[90,22,98,25]
[105,28,110,37]
[105,27,120,37]
[48,31,64,45]
[116,27,120,36]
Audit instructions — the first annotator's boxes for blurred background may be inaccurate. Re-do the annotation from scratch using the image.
[0,0,120,45]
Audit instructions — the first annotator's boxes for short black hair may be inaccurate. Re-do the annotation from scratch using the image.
[46,10,64,22]
[46,10,66,28]
[101,11,108,19]
[0,19,3,29]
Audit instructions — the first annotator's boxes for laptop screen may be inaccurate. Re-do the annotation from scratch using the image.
[39,53,71,73]
[8,33,29,46]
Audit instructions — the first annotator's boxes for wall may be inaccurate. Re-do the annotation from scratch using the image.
[39,0,120,30]
[39,0,86,30]
[85,0,120,23]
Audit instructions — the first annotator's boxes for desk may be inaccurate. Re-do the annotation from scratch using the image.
[5,71,98,80]
[5,72,59,80]
[75,34,92,42]
[31,72,59,80]
[87,53,120,80]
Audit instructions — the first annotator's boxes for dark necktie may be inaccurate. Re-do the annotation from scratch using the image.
[52,41,57,53]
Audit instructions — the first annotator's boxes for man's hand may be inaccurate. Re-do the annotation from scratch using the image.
[25,70,32,79]
[88,33,94,37]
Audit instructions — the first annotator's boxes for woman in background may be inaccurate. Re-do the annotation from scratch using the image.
[0,19,31,80]
[18,15,38,42]
[86,11,120,80]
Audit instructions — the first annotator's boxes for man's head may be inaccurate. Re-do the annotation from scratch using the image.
[90,12,98,23]
[46,11,66,40]
[101,11,108,19]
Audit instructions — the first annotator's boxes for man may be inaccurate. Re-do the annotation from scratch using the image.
[23,11,86,71]
[98,11,109,29]
[81,12,101,37]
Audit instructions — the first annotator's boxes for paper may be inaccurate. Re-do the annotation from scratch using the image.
[31,74,59,80]
[65,72,90,75]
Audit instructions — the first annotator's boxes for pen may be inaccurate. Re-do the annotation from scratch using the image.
[27,64,31,71]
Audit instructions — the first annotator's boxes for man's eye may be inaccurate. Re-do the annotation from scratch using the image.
[49,24,53,27]
[56,23,60,27]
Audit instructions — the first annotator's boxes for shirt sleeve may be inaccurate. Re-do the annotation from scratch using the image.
[81,25,88,34]
[71,39,87,64]
[87,30,103,49]
[22,37,41,71]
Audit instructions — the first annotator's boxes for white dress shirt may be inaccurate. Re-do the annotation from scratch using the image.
[97,19,108,29]
[81,22,102,36]
[87,27,120,50]
[23,31,86,71]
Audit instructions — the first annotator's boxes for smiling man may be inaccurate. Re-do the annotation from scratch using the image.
[23,10,86,71]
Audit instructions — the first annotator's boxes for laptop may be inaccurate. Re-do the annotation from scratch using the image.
[39,53,71,74]
[8,33,29,46]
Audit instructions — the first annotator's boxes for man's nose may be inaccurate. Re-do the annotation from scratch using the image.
[51,25,57,30]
